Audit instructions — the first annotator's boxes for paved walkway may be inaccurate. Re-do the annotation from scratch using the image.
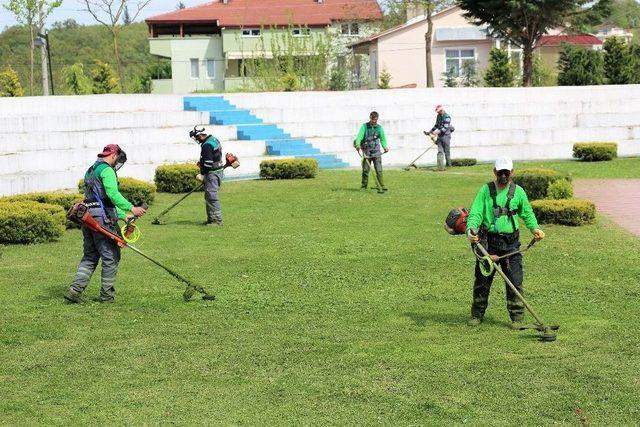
[574,179,640,237]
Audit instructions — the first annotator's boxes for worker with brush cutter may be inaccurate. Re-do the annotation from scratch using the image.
[354,111,389,192]
[465,156,545,330]
[191,127,238,226]
[426,105,454,171]
[65,144,146,304]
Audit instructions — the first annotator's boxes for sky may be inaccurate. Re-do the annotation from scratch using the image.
[0,0,208,29]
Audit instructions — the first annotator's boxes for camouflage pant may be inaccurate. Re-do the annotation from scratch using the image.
[69,216,121,301]
[472,233,525,321]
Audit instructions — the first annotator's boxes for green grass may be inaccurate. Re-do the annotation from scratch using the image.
[1,161,639,425]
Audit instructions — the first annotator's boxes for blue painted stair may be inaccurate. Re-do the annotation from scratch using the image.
[184,96,348,169]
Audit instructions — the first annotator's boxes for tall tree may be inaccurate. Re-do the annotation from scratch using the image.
[122,5,131,25]
[484,47,516,87]
[81,0,152,92]
[458,0,612,87]
[603,36,631,84]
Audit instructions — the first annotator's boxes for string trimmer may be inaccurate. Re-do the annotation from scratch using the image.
[471,239,558,342]
[68,203,215,301]
[356,148,385,194]
[404,131,437,170]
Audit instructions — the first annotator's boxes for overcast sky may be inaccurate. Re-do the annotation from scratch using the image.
[0,0,209,29]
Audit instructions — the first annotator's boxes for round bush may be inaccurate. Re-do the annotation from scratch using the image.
[0,201,66,244]
[531,199,596,226]
[0,191,83,229]
[451,158,477,167]
[573,142,617,161]
[260,158,319,180]
[513,168,571,201]
[79,177,156,206]
[155,164,201,193]
[546,179,573,200]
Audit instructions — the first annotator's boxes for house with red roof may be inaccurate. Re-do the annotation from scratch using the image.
[145,0,383,93]
[537,34,603,71]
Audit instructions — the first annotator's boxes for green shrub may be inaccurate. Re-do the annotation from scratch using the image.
[260,158,319,180]
[451,158,477,167]
[0,191,83,229]
[573,143,618,162]
[0,201,66,244]
[79,177,156,206]
[531,199,596,226]
[513,168,571,201]
[155,164,201,193]
[546,179,573,200]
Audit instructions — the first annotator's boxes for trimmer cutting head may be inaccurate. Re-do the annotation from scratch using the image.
[519,323,559,342]
[151,217,163,225]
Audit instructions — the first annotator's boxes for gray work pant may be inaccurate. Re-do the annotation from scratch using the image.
[205,170,224,223]
[361,156,384,188]
[437,134,452,169]
[70,216,121,301]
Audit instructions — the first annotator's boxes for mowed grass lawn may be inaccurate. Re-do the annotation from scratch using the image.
[1,159,639,425]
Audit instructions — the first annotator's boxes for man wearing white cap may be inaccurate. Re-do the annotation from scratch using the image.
[427,105,453,171]
[465,156,545,329]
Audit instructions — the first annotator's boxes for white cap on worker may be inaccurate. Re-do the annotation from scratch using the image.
[494,156,513,171]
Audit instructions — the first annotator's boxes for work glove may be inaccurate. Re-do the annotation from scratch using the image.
[467,229,479,244]
[195,173,204,182]
[533,229,545,241]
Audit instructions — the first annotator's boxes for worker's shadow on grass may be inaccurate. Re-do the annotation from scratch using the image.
[330,187,366,192]
[403,311,510,329]
[39,284,65,302]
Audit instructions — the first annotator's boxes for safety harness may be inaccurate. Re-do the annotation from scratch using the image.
[84,161,117,225]
[488,181,518,233]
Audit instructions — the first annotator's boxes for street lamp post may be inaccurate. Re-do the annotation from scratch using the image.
[34,32,54,96]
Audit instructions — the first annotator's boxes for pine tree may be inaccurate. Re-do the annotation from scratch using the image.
[123,5,132,25]
[0,66,24,96]
[460,60,479,87]
[442,67,458,87]
[630,43,640,84]
[91,60,120,94]
[557,44,604,86]
[62,63,92,95]
[378,68,392,89]
[603,36,631,84]
[484,48,516,87]
[176,1,186,9]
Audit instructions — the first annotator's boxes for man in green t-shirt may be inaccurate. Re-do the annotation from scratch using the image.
[354,111,389,192]
[466,156,545,329]
[65,144,146,304]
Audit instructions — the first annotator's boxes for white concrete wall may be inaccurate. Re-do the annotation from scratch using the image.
[1,86,639,196]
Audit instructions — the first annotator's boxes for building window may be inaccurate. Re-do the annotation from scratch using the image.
[292,27,311,37]
[242,28,261,38]
[445,49,475,76]
[190,58,199,79]
[341,23,359,36]
[206,59,216,79]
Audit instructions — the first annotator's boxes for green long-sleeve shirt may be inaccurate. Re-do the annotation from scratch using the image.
[99,166,133,220]
[354,123,388,149]
[466,182,539,234]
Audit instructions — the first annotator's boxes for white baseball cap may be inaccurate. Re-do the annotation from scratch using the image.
[494,156,513,171]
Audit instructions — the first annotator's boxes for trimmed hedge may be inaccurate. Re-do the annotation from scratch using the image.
[531,199,596,226]
[0,191,83,228]
[0,201,66,244]
[260,158,319,180]
[451,158,477,167]
[155,164,201,193]
[547,179,573,200]
[573,142,617,161]
[79,177,156,206]
[513,168,571,201]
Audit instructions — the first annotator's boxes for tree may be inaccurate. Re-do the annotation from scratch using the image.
[630,44,640,84]
[176,1,186,10]
[91,60,120,94]
[459,0,612,87]
[0,66,24,96]
[81,0,152,92]
[379,68,392,89]
[557,44,604,86]
[442,67,458,87]
[603,36,631,84]
[329,66,348,91]
[531,55,556,87]
[460,60,479,87]
[62,63,92,94]
[484,47,516,87]
[122,5,131,25]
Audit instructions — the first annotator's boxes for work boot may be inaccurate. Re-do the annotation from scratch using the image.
[360,186,367,192]
[204,221,223,227]
[64,289,85,304]
[467,317,482,326]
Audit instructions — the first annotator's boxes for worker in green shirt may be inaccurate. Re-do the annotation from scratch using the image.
[354,111,389,192]
[65,144,146,304]
[466,156,545,329]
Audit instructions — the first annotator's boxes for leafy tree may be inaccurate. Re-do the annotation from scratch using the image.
[557,44,604,86]
[91,60,120,94]
[605,0,640,29]
[532,55,556,86]
[484,47,516,87]
[62,63,92,94]
[329,66,348,91]
[0,66,24,96]
[460,60,479,87]
[603,36,631,84]
[442,67,457,87]
[52,19,80,30]
[133,61,171,93]
[630,43,640,84]
[379,68,392,89]
[459,0,612,87]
